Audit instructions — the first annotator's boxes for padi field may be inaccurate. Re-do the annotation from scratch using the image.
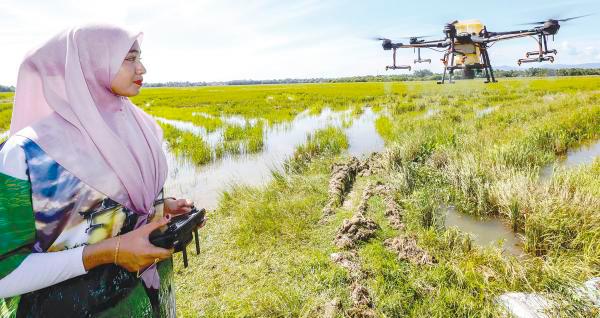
[1,77,600,316]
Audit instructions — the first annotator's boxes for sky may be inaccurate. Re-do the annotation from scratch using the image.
[1,0,599,85]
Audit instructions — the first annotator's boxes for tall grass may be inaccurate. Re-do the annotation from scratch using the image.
[216,121,264,157]
[285,126,349,172]
[175,133,351,317]
[160,123,212,165]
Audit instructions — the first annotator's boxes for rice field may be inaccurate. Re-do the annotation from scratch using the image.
[1,77,600,316]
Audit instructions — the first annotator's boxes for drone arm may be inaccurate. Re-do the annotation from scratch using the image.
[484,30,539,43]
[402,41,450,49]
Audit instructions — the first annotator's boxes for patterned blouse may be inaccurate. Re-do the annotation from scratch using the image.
[0,135,175,318]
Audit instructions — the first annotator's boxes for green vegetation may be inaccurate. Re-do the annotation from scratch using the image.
[160,123,212,165]
[130,83,394,125]
[285,126,349,172]
[172,77,600,317]
[0,93,14,133]
[1,78,599,316]
[176,128,351,317]
[216,121,265,158]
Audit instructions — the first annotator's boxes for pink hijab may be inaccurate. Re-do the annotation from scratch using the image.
[10,24,168,216]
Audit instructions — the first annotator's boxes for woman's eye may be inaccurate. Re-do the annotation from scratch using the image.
[125,56,141,62]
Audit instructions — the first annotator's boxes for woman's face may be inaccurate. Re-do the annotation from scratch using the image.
[110,41,146,97]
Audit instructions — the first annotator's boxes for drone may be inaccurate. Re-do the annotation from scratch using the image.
[375,15,590,84]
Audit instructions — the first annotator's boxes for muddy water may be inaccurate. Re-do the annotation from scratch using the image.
[444,206,524,256]
[539,140,600,180]
[164,107,385,209]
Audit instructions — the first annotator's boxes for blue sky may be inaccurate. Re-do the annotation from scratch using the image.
[1,0,599,85]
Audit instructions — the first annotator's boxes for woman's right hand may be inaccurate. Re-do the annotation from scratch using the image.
[83,217,173,272]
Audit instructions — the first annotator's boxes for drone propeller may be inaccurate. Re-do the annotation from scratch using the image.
[518,14,592,25]
[371,36,391,41]
[557,14,592,22]
[398,35,435,39]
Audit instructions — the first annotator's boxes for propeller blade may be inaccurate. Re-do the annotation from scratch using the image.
[517,14,592,26]
[399,35,435,39]
[516,21,547,26]
[558,14,593,22]
[371,36,390,41]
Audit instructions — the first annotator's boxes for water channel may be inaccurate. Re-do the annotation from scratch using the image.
[163,107,385,209]
[444,139,600,256]
[539,140,600,180]
[444,206,524,256]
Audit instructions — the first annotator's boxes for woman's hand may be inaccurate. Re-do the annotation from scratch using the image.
[164,198,194,216]
[83,217,172,272]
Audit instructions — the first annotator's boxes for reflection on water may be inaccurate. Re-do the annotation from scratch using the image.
[422,109,440,119]
[345,108,385,157]
[540,140,600,180]
[444,206,524,256]
[155,117,224,148]
[476,106,497,118]
[164,107,385,209]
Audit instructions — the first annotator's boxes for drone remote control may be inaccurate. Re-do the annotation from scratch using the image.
[149,207,206,267]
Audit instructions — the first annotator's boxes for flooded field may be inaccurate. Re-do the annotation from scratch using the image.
[539,139,600,180]
[444,206,523,256]
[163,107,384,208]
[1,78,599,317]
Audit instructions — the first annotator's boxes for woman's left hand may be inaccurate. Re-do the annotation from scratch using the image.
[164,198,194,216]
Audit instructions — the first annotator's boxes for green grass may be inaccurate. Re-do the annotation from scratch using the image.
[175,134,351,317]
[216,121,265,157]
[160,122,212,165]
[170,77,600,317]
[2,78,600,316]
[285,126,349,172]
[0,93,14,132]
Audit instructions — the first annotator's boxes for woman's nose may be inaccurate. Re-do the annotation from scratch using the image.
[137,62,147,75]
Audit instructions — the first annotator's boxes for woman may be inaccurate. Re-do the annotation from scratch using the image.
[0,24,195,317]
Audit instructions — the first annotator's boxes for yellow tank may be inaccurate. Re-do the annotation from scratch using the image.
[454,19,484,35]
[453,20,484,66]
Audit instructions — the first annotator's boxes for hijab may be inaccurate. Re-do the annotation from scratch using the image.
[10,24,168,216]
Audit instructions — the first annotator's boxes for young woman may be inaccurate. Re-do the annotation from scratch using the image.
[0,24,195,317]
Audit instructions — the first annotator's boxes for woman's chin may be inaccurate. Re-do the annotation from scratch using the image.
[122,87,141,97]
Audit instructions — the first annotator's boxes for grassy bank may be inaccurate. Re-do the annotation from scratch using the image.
[172,77,600,317]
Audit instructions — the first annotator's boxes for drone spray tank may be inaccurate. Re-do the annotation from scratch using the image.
[454,20,485,78]
[438,19,497,83]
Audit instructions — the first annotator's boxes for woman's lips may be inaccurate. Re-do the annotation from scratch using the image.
[134,80,143,86]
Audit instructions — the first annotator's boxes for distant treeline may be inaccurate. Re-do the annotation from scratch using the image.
[0,85,15,92]
[144,68,600,87]
[326,68,600,83]
[3,68,600,90]
[494,68,600,78]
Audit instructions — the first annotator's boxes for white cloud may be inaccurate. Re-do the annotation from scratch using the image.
[560,40,600,61]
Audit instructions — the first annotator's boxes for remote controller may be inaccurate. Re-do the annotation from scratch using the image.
[149,207,206,267]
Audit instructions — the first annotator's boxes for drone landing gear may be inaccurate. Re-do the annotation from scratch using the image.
[438,45,458,84]
[386,48,412,71]
[518,55,554,65]
[386,65,412,71]
[414,48,431,64]
[517,34,556,65]
[480,48,497,83]
[438,45,497,84]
